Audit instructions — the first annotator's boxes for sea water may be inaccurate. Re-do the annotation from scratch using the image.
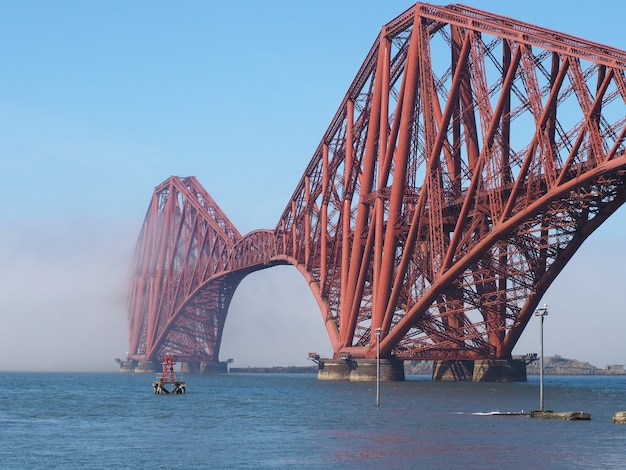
[1,372,625,469]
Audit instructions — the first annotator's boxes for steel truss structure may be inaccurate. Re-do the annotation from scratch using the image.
[128,3,626,364]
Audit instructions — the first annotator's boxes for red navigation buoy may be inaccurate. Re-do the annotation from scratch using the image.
[152,356,186,395]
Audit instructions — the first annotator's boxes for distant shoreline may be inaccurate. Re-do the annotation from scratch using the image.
[406,356,625,376]
[229,356,625,376]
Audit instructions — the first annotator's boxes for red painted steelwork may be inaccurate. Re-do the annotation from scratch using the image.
[160,356,176,383]
[127,3,626,364]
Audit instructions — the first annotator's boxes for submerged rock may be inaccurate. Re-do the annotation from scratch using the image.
[613,412,626,424]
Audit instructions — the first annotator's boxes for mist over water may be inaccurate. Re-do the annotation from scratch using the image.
[0,218,333,372]
[0,218,133,372]
[1,215,625,372]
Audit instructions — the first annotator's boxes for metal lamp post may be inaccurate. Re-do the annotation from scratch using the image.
[375,327,382,408]
[534,305,548,411]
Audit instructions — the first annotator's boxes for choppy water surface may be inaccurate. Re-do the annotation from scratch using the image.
[1,372,625,468]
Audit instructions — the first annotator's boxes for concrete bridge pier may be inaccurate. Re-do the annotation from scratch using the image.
[432,359,527,382]
[118,360,230,374]
[180,362,229,373]
[432,360,475,381]
[317,358,405,381]
[134,360,161,373]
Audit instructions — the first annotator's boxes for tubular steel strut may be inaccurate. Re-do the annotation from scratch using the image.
[127,3,626,365]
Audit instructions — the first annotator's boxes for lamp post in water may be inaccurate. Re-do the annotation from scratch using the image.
[375,327,382,408]
[534,305,548,411]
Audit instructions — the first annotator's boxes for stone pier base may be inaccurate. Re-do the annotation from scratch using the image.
[317,358,405,381]
[179,362,229,373]
[473,359,527,382]
[180,361,200,373]
[134,360,161,373]
[116,359,137,373]
[119,360,228,374]
[432,360,475,381]
[432,359,527,382]
[200,362,228,374]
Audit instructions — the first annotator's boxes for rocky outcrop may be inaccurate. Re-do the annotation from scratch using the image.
[405,356,625,376]
[525,355,624,375]
[613,411,626,423]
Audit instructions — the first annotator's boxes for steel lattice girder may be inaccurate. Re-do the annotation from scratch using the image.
[128,3,626,363]
[127,176,244,361]
[274,3,626,360]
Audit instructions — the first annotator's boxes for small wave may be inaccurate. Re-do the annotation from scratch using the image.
[453,410,527,416]
[468,410,528,416]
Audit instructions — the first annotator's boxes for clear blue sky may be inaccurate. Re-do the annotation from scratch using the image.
[1,1,625,371]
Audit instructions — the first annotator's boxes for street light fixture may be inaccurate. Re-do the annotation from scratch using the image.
[375,327,382,408]
[534,304,549,411]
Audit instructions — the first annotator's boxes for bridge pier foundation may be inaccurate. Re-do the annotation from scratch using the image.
[118,360,230,374]
[180,361,199,373]
[134,361,161,373]
[432,359,527,382]
[317,358,405,381]
[473,359,527,382]
[116,359,137,372]
[432,360,475,381]
[177,362,229,373]
[200,362,229,373]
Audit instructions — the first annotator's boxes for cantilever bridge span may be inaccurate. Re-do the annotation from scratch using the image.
[127,3,626,373]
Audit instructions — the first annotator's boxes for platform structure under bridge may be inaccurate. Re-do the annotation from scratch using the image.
[309,354,533,382]
[125,3,626,383]
[431,357,535,382]
[116,358,229,375]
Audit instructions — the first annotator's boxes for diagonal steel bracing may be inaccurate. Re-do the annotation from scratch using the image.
[128,3,626,364]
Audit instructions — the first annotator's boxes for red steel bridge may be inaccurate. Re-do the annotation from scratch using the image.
[127,3,626,368]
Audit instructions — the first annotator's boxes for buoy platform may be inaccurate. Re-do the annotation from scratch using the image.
[530,410,590,420]
[152,356,186,395]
